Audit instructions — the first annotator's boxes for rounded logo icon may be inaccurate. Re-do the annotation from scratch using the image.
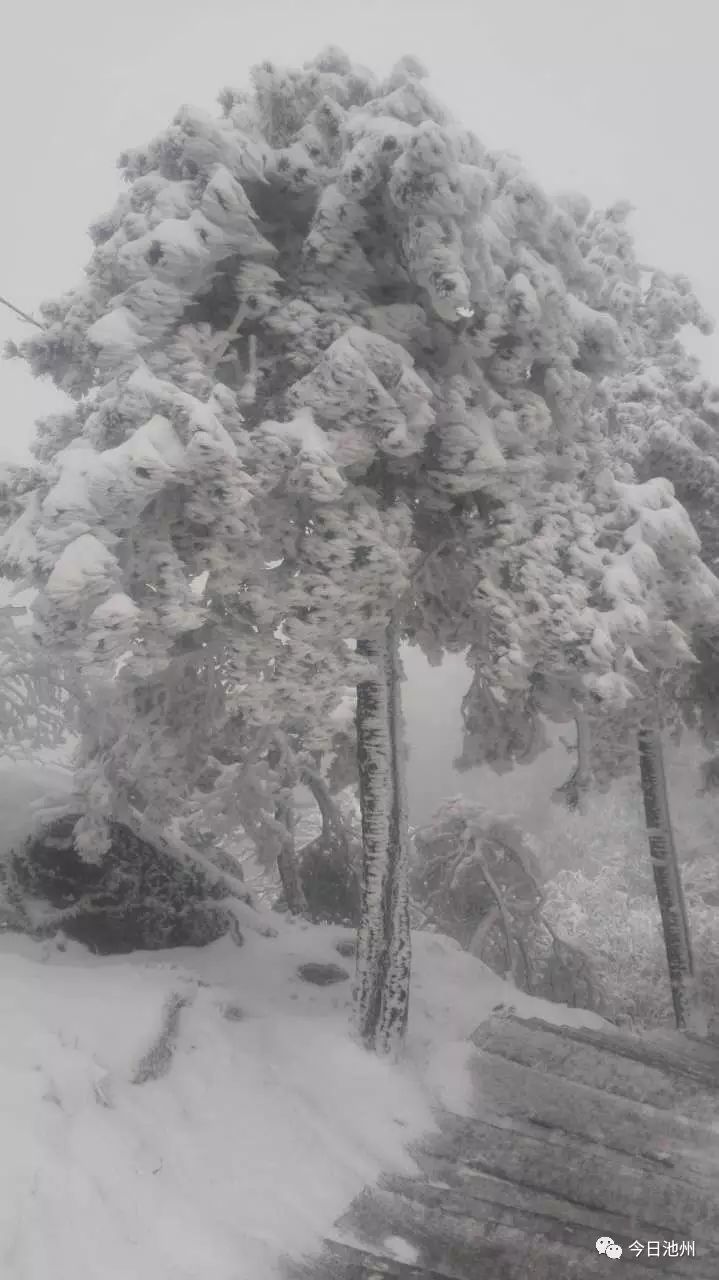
[595,1237,623,1260]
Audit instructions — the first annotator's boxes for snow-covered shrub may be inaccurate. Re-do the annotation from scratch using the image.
[541,776,719,1028]
[539,782,648,883]
[0,591,68,764]
[7,814,245,953]
[543,857,670,1027]
[410,796,544,949]
[410,796,606,1013]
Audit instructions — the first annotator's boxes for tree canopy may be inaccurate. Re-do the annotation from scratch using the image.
[3,46,719,1047]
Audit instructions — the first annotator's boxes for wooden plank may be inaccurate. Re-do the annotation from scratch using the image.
[471,1016,719,1119]
[283,1237,452,1279]
[413,1111,719,1242]
[336,1186,699,1279]
[384,1156,704,1275]
[468,1047,719,1177]
[377,1173,712,1278]
[481,1013,719,1088]
[284,1014,719,1279]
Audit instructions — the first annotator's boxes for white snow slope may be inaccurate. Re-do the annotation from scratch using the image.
[0,909,606,1280]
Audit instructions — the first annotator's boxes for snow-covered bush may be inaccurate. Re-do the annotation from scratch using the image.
[410,796,606,1013]
[540,780,648,882]
[411,796,544,947]
[541,776,719,1028]
[543,857,670,1027]
[544,855,719,1029]
[6,813,245,953]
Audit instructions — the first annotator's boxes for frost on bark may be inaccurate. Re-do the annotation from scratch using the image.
[355,619,411,1056]
[267,741,307,917]
[637,717,696,1030]
[276,838,308,917]
[297,770,361,926]
[552,705,593,814]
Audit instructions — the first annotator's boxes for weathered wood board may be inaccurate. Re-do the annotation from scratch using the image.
[284,1011,719,1280]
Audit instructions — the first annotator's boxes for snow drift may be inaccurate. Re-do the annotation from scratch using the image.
[0,916,605,1280]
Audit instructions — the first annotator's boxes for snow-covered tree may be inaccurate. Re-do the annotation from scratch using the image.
[0,465,68,760]
[565,212,719,1030]
[542,776,719,1031]
[460,463,719,1029]
[1,67,386,903]
[1,52,437,1049]
[3,50,689,1051]
[236,56,661,1048]
[451,208,719,1028]
[608,305,719,779]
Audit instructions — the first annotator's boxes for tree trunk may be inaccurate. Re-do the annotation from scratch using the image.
[266,737,307,917]
[469,835,526,989]
[276,838,307,916]
[355,619,411,1055]
[298,769,361,925]
[637,716,696,1030]
[553,707,592,813]
[573,706,592,814]
[274,790,307,917]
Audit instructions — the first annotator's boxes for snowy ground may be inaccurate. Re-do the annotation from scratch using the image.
[0,909,606,1280]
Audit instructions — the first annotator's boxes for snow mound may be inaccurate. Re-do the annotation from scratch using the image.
[0,922,426,1280]
[0,914,607,1280]
[408,929,608,1117]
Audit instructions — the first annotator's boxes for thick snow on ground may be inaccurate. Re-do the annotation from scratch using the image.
[408,928,607,1117]
[0,925,426,1280]
[0,914,606,1280]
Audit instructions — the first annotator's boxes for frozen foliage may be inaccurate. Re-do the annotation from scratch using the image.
[0,470,69,761]
[540,761,719,1031]
[574,207,719,733]
[0,603,66,759]
[456,455,719,772]
[544,851,719,1031]
[411,796,605,1013]
[434,202,719,1031]
[3,51,659,799]
[6,814,246,952]
[411,796,543,949]
[5,46,718,1048]
[450,206,719,772]
[545,856,674,1029]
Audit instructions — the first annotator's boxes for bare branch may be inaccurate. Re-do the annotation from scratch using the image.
[206,302,249,374]
[467,833,523,987]
[0,294,45,331]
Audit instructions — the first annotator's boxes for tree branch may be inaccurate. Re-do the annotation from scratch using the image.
[468,833,523,987]
[0,294,44,330]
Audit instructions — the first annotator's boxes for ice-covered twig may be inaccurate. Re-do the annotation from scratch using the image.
[0,293,45,330]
